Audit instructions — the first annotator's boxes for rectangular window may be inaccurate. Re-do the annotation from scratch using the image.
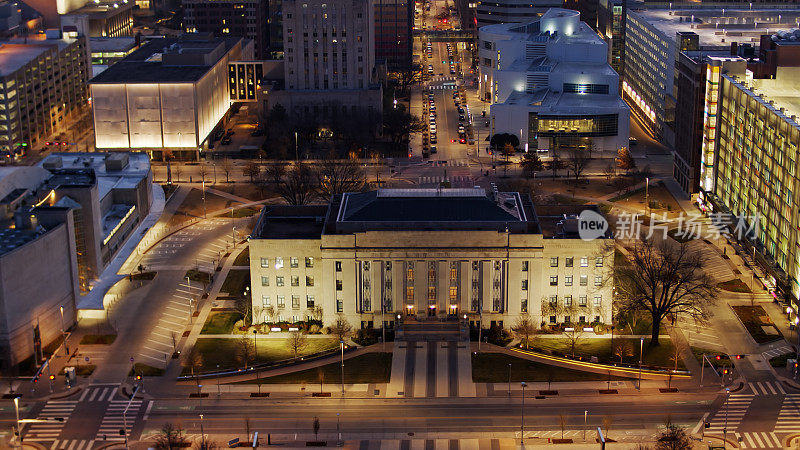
[595,257,604,267]
[550,276,558,286]
[290,257,299,268]
[550,257,558,267]
[306,276,314,286]
[565,275,573,286]
[564,295,572,306]
[336,280,343,290]
[521,280,528,290]
[292,295,300,309]
[566,257,573,267]
[580,257,588,267]
[564,316,571,324]
[276,256,284,268]
[291,276,299,287]
[521,261,528,271]
[277,295,285,307]
[449,286,458,300]
[260,257,269,268]
[549,295,557,304]
[579,296,587,306]
[305,257,314,268]
[593,295,602,307]
[306,295,315,308]
[261,295,270,306]
[580,275,588,286]
[276,276,285,287]
[261,276,269,286]
[579,315,586,323]
[335,261,342,272]
[595,276,602,286]
[336,299,343,312]
[549,315,556,324]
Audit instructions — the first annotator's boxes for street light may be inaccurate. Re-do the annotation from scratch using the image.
[723,387,730,445]
[638,337,644,390]
[584,410,588,441]
[340,340,345,396]
[520,382,527,445]
[199,414,206,449]
[14,397,20,445]
[507,363,512,397]
[253,330,259,365]
[59,306,68,356]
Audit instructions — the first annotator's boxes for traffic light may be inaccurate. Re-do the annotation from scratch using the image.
[135,374,142,381]
[722,368,730,375]
[49,374,55,380]
[715,355,722,360]
[704,422,710,429]
[735,354,745,359]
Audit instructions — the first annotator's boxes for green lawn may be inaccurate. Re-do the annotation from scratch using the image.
[79,334,117,345]
[220,270,250,298]
[239,352,393,384]
[185,269,212,285]
[200,311,243,334]
[233,246,250,266]
[130,271,156,281]
[528,337,687,369]
[129,363,166,377]
[472,353,634,382]
[770,353,796,368]
[190,337,339,372]
[718,279,752,293]
[731,305,783,344]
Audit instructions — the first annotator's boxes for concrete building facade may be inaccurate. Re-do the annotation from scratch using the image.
[249,189,613,331]
[183,0,273,59]
[479,9,629,155]
[475,0,562,28]
[374,0,412,69]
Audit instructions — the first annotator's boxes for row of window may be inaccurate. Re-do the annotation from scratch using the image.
[549,256,603,267]
[548,294,603,307]
[261,275,314,287]
[548,315,602,324]
[260,256,314,269]
[547,275,603,287]
[261,295,315,309]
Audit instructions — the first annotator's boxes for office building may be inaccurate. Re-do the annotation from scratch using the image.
[475,0,562,28]
[249,188,614,331]
[183,0,275,59]
[479,9,629,155]
[374,0,412,69]
[273,0,382,117]
[89,36,139,76]
[623,6,800,148]
[596,0,623,76]
[89,33,253,160]
[708,65,800,310]
[59,0,134,38]
[0,32,89,158]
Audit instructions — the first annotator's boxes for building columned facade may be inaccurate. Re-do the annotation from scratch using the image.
[249,188,613,331]
[479,8,629,156]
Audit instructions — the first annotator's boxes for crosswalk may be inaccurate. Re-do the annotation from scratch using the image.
[428,160,470,167]
[78,385,119,402]
[417,175,472,185]
[762,346,793,360]
[738,431,783,448]
[748,381,787,395]
[686,240,735,282]
[96,398,145,441]
[137,280,203,367]
[49,439,95,450]
[428,84,458,90]
[23,400,77,441]
[706,393,754,433]
[386,341,475,398]
[774,393,800,433]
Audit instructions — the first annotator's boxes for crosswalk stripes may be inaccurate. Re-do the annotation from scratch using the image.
[763,346,793,360]
[78,385,119,402]
[738,431,783,448]
[774,393,800,432]
[748,381,786,395]
[706,394,754,432]
[95,399,146,441]
[350,434,647,449]
[23,400,77,441]
[49,439,95,450]
[417,176,471,184]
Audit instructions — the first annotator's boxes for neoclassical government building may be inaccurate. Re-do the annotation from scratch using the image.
[248,188,613,330]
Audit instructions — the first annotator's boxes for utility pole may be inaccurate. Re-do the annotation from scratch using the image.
[520,382,527,445]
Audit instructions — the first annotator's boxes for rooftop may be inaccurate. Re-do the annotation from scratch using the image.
[632,7,800,49]
[89,34,242,83]
[90,36,138,53]
[39,152,150,199]
[481,9,603,46]
[65,0,133,18]
[0,34,76,76]
[502,88,629,114]
[252,205,328,239]
[727,67,800,127]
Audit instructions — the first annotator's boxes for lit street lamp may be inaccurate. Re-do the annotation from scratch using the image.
[638,337,644,390]
[340,340,345,396]
[520,382,527,445]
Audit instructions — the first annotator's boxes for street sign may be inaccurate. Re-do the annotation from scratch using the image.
[130,357,134,363]
[84,356,90,363]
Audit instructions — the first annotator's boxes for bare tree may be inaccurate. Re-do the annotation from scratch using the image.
[154,423,188,450]
[198,163,209,183]
[616,147,636,173]
[182,345,204,395]
[263,305,277,324]
[243,161,261,183]
[312,416,321,440]
[173,164,183,183]
[566,149,590,181]
[287,330,308,360]
[613,238,718,346]
[668,341,687,389]
[265,164,286,184]
[602,163,616,182]
[329,313,353,343]
[234,297,253,327]
[548,156,564,179]
[511,314,536,348]
[236,334,256,369]
[602,415,614,438]
[562,327,584,358]
[520,152,544,178]
[655,421,692,450]
[314,151,366,199]
[221,158,233,183]
[614,340,634,363]
[310,305,324,322]
[276,162,317,205]
[559,411,568,439]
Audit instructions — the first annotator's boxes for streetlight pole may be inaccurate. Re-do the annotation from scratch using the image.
[295,132,299,161]
[202,180,206,218]
[645,177,650,217]
[14,397,20,446]
[583,410,588,441]
[59,306,68,356]
[253,330,258,366]
[723,387,730,445]
[638,337,644,390]
[199,414,206,449]
[340,340,345,396]
[520,382,526,445]
[507,363,511,397]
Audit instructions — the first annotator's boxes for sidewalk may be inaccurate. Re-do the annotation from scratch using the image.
[77,182,166,310]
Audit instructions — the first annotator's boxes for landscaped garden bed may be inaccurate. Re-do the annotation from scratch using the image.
[731,305,783,344]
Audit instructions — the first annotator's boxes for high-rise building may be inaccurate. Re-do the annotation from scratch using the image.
[475,0,561,28]
[0,32,89,157]
[596,0,623,76]
[708,65,800,309]
[273,0,382,117]
[183,0,277,59]
[374,0,412,69]
[479,9,629,155]
[249,188,614,331]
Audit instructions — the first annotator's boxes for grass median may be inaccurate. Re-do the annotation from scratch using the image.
[472,353,634,382]
[188,337,339,373]
[238,352,392,384]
